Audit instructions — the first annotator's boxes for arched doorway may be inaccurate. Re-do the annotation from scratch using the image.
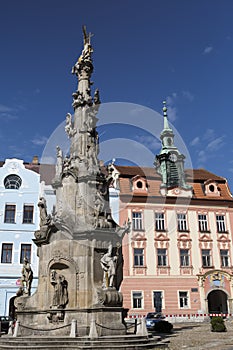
[207,290,228,314]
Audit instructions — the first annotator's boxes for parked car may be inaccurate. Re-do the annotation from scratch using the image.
[145,312,165,330]
[0,316,13,334]
[145,312,173,333]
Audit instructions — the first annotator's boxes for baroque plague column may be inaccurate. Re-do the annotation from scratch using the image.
[15,26,129,336]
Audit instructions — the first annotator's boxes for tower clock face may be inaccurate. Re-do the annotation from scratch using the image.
[169,153,177,162]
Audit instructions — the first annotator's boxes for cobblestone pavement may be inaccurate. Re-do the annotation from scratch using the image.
[159,321,233,350]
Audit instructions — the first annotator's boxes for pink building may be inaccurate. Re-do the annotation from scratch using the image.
[110,104,233,318]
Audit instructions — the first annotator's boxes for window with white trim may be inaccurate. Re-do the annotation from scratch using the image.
[23,205,34,224]
[157,248,167,266]
[132,212,143,230]
[198,214,208,232]
[4,204,16,223]
[202,249,211,267]
[177,213,188,231]
[20,244,32,264]
[180,249,190,267]
[179,291,188,308]
[220,249,229,267]
[132,291,143,308]
[134,248,144,266]
[155,212,165,231]
[153,291,163,312]
[1,243,13,263]
[216,215,226,233]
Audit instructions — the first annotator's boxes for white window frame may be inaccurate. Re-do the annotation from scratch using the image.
[177,213,188,231]
[157,248,167,267]
[178,291,189,309]
[134,248,144,266]
[155,212,165,231]
[20,243,32,264]
[1,242,14,264]
[152,290,164,311]
[220,249,229,267]
[216,215,226,233]
[202,249,211,267]
[198,214,209,232]
[132,291,143,309]
[23,204,34,224]
[4,203,16,224]
[132,211,143,230]
[180,249,190,267]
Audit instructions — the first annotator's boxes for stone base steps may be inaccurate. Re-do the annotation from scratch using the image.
[0,334,169,349]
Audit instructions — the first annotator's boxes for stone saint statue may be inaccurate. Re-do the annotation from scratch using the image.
[94,88,100,105]
[21,257,33,296]
[55,146,63,178]
[38,197,51,227]
[65,113,76,137]
[50,270,68,309]
[100,244,117,289]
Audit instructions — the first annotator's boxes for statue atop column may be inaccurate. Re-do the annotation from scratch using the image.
[22,27,130,336]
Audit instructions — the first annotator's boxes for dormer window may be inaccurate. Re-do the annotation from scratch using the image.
[4,175,22,189]
[204,180,220,197]
[131,176,148,192]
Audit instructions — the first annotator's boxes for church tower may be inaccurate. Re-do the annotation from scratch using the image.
[155,101,192,196]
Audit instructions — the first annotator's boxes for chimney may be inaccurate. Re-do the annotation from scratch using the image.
[32,155,39,165]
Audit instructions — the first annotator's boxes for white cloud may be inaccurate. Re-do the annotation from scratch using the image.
[135,134,160,150]
[164,91,194,123]
[166,93,177,121]
[31,136,48,146]
[0,104,18,121]
[166,106,177,122]
[203,128,215,141]
[203,46,213,55]
[0,104,14,113]
[0,112,18,120]
[182,90,194,102]
[190,137,200,147]
[192,128,225,169]
[197,150,207,165]
[166,93,177,106]
[206,136,225,152]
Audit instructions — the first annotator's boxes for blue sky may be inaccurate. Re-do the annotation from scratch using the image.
[1,0,233,190]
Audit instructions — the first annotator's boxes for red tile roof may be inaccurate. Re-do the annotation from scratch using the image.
[114,165,233,201]
[1,161,231,201]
